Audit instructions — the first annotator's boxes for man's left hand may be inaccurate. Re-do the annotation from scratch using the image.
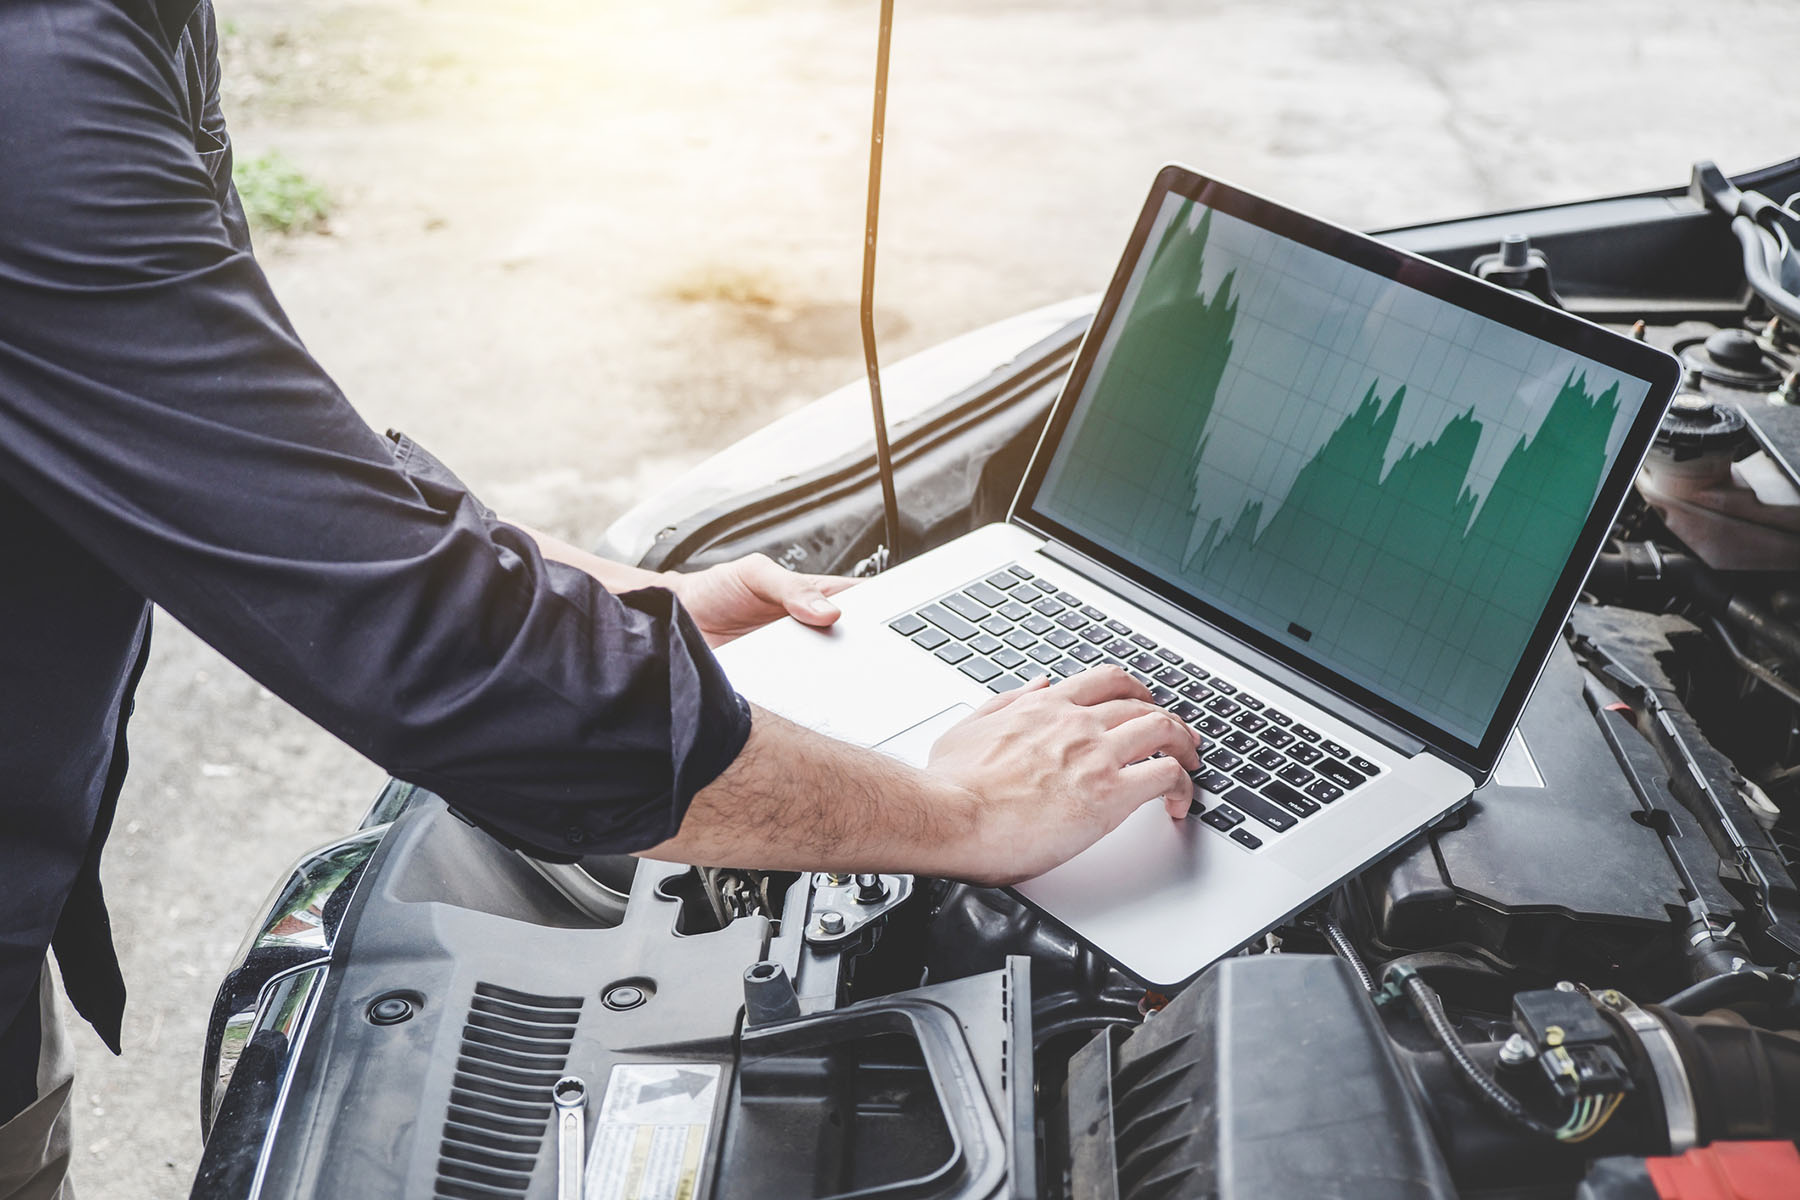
[666,553,856,646]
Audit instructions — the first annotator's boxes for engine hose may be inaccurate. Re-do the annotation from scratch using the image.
[1320,916,1376,994]
[1388,965,1558,1139]
[1661,968,1797,1016]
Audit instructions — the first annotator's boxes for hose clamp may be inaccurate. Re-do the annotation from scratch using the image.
[1616,1001,1698,1153]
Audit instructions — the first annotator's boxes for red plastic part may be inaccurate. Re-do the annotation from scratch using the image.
[1645,1142,1800,1200]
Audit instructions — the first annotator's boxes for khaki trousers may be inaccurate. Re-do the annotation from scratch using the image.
[0,965,74,1200]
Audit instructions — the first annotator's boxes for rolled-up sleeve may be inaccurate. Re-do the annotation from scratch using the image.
[0,1,751,858]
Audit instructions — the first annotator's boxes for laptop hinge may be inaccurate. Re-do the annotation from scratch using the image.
[1037,540,1440,763]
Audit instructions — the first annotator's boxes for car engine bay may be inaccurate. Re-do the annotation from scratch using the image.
[192,161,1800,1200]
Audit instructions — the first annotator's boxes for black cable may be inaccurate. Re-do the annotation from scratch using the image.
[1320,915,1376,994]
[860,0,903,566]
[1388,966,1559,1139]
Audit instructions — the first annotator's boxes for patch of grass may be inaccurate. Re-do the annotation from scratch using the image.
[234,151,332,236]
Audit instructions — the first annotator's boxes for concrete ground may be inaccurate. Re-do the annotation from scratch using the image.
[59,0,1800,1194]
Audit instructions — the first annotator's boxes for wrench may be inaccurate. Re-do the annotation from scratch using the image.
[553,1075,588,1200]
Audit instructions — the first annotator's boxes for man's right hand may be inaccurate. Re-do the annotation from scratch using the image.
[926,666,1200,885]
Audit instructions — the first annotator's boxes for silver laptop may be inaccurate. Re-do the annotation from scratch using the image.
[717,164,1680,986]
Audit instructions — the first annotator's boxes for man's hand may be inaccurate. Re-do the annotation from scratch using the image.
[519,527,852,646]
[663,553,856,646]
[926,667,1200,884]
[644,667,1201,887]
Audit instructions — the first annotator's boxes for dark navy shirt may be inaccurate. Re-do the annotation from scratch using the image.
[0,0,751,1056]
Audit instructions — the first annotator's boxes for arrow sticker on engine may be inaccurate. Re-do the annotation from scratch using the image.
[586,1063,721,1200]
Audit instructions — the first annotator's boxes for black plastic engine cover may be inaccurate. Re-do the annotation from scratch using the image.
[1056,954,1454,1200]
[1361,642,1687,986]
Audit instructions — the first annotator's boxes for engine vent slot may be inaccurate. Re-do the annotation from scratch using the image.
[434,982,582,1200]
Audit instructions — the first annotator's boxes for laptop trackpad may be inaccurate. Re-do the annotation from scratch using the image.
[874,704,973,768]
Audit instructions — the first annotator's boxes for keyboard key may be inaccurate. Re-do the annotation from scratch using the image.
[1237,694,1265,712]
[1130,634,1157,650]
[1052,658,1085,677]
[959,657,1003,683]
[1316,759,1366,790]
[1210,679,1238,696]
[1185,665,1211,681]
[1230,828,1264,850]
[1008,564,1034,579]
[1056,611,1089,630]
[1129,652,1161,673]
[936,642,973,665]
[1149,685,1178,707]
[1104,619,1131,635]
[920,604,978,640]
[1179,681,1214,704]
[1195,769,1235,795]
[1171,700,1204,723]
[1046,629,1078,649]
[1263,779,1318,818]
[1056,591,1082,606]
[1003,629,1036,650]
[1020,661,1052,680]
[1263,708,1293,727]
[1320,739,1351,759]
[1196,715,1230,738]
[1080,605,1107,621]
[1233,764,1271,789]
[1230,712,1268,734]
[1201,808,1241,832]
[1224,786,1296,832]
[1221,731,1257,754]
[988,673,1028,692]
[1204,747,1241,771]
[1027,579,1057,595]
[1023,615,1055,635]
[1291,723,1321,743]
[1106,638,1135,657]
[1027,643,1061,664]
[1263,729,1296,750]
[1348,755,1381,776]
[1289,744,1324,765]
[985,572,1020,591]
[1128,670,1156,689]
[1031,597,1066,617]
[969,634,1003,655]
[994,647,1027,669]
[911,627,950,651]
[965,582,1008,607]
[1070,642,1103,663]
[1205,696,1241,718]
[1305,779,1345,804]
[1277,763,1314,787]
[1249,747,1285,772]
[1154,666,1187,688]
[1079,625,1111,644]
[944,593,988,622]
[999,600,1033,621]
[1155,648,1182,665]
[979,615,1011,636]
[890,613,928,636]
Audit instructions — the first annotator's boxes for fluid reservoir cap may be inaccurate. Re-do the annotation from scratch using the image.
[1704,327,1767,372]
[1655,391,1746,454]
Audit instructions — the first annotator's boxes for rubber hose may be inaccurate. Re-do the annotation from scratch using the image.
[1661,969,1796,1016]
[1397,971,1558,1139]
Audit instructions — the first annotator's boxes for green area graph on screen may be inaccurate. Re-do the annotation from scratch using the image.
[1043,201,1629,737]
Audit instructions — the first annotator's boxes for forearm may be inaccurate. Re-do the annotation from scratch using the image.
[523,524,668,595]
[639,704,985,878]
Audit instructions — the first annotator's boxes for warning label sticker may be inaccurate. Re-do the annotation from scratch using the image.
[585,1063,721,1200]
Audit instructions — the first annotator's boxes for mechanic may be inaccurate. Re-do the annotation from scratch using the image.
[0,2,1199,1194]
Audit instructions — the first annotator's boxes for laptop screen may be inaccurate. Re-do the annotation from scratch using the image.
[1024,170,1676,763]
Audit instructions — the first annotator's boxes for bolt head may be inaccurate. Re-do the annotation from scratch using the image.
[817,910,846,935]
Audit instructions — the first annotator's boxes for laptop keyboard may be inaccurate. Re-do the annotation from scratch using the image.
[886,564,1388,853]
